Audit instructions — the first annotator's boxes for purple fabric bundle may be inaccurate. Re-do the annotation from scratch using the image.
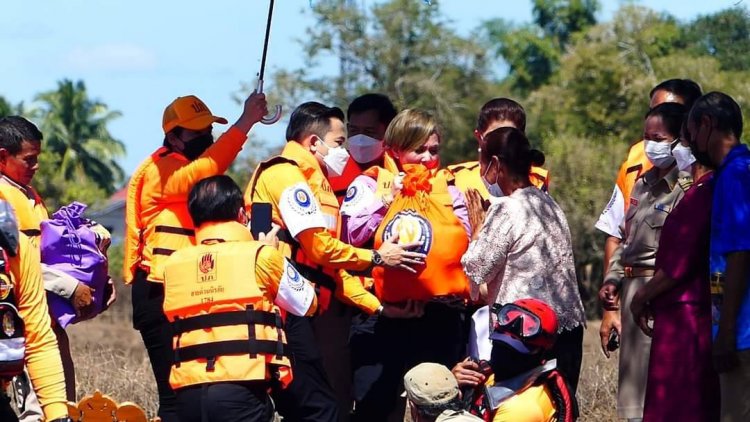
[41,202,107,328]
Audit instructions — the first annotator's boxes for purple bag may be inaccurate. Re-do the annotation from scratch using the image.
[40,202,107,328]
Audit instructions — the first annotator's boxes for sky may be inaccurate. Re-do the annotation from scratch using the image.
[0,0,740,180]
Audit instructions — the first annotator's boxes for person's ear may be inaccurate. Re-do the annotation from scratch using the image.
[0,148,9,165]
[237,207,249,225]
[473,129,483,143]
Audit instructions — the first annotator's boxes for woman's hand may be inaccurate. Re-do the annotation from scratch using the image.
[466,188,486,241]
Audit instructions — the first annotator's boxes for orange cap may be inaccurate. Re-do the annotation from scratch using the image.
[162,95,228,134]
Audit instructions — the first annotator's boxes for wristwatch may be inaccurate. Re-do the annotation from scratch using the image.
[372,250,384,266]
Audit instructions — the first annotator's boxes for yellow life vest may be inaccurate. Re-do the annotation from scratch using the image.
[162,239,291,390]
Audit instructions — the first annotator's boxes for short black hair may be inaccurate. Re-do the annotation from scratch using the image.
[0,116,43,155]
[188,175,244,228]
[650,79,703,110]
[481,127,545,177]
[476,98,526,133]
[689,91,743,140]
[645,102,688,139]
[346,93,398,126]
[286,102,345,142]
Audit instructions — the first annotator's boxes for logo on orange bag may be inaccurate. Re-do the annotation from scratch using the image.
[382,210,433,255]
[198,253,217,282]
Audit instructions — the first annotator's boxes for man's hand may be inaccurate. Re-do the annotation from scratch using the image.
[381,300,425,319]
[636,307,654,337]
[599,309,621,358]
[714,329,740,373]
[376,233,426,273]
[466,189,487,241]
[629,287,647,325]
[599,281,620,310]
[258,224,281,249]
[72,283,95,318]
[235,91,269,133]
[451,358,486,388]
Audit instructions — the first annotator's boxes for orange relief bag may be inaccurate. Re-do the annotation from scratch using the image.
[372,164,469,303]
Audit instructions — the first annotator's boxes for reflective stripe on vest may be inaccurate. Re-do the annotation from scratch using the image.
[162,240,291,389]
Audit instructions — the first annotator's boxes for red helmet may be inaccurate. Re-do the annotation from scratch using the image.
[490,298,559,353]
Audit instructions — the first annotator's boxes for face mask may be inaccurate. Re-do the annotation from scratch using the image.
[671,143,696,172]
[689,124,715,168]
[489,340,543,380]
[317,138,350,176]
[348,134,384,164]
[644,140,676,169]
[182,133,214,160]
[482,160,504,197]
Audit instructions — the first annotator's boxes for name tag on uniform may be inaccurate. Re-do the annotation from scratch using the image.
[654,204,671,213]
[630,198,639,207]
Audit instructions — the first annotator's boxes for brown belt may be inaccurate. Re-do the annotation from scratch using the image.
[624,266,655,278]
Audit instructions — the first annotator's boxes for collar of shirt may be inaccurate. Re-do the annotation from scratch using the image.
[642,165,679,192]
[195,221,252,244]
[719,143,750,172]
[0,174,38,202]
[282,140,325,179]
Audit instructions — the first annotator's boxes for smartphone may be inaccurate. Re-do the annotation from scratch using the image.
[250,202,273,240]
[607,330,620,352]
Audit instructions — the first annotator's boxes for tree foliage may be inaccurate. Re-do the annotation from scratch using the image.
[35,80,125,196]
[270,0,497,164]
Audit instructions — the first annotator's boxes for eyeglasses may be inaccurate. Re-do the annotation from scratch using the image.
[491,303,542,338]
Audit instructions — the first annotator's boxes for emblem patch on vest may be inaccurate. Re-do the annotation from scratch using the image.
[198,253,217,283]
[344,186,357,202]
[2,311,15,337]
[0,275,10,300]
[382,210,433,255]
[285,187,319,216]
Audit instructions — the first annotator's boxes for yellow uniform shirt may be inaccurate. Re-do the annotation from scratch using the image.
[124,126,248,284]
[448,162,550,202]
[484,374,556,422]
[246,141,380,314]
[11,233,68,420]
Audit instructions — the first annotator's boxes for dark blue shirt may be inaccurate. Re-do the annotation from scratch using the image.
[711,143,750,349]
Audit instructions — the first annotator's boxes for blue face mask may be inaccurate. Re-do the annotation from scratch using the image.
[482,160,504,197]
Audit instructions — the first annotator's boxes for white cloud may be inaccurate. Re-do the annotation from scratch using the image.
[64,43,157,72]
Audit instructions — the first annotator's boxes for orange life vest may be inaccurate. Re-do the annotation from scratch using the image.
[162,239,292,390]
[371,165,470,302]
[246,142,341,292]
[125,148,197,284]
[617,140,652,213]
[328,157,364,206]
[448,162,550,201]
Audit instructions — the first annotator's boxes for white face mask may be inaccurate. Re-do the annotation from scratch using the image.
[348,134,384,164]
[644,140,676,169]
[482,160,504,197]
[671,143,696,172]
[317,138,350,176]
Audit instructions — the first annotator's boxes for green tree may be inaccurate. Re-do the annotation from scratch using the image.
[269,0,497,164]
[35,80,125,196]
[684,7,750,72]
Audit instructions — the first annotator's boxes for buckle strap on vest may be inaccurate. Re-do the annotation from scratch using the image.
[174,339,289,365]
[277,229,337,292]
[172,309,283,335]
[155,225,195,236]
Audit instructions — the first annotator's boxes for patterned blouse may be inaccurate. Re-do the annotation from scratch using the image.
[461,187,586,332]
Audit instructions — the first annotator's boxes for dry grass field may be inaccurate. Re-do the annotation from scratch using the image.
[67,291,619,421]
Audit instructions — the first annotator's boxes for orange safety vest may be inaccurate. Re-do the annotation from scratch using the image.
[617,140,652,213]
[162,238,292,390]
[448,162,550,201]
[124,148,197,284]
[371,165,470,302]
[328,157,365,206]
[246,142,341,291]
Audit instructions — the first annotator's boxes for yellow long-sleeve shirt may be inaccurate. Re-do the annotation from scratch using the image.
[11,233,68,420]
[246,142,380,314]
[124,126,248,284]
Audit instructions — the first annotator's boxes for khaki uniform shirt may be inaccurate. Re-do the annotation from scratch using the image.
[605,166,691,286]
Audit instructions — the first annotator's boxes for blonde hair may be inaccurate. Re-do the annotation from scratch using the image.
[383,109,441,153]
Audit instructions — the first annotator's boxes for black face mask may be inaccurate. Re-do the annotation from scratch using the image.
[489,340,544,380]
[181,134,214,160]
[689,124,715,168]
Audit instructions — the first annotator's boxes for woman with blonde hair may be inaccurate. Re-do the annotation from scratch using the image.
[341,109,471,422]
